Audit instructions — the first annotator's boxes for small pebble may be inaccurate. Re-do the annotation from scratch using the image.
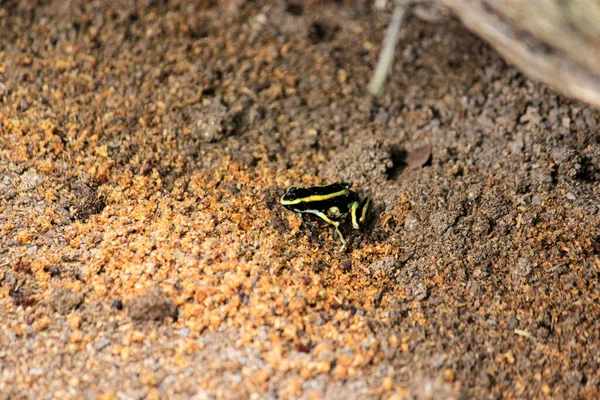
[112,300,123,310]
[403,213,420,232]
[29,368,45,376]
[178,328,190,337]
[512,257,532,277]
[19,170,42,191]
[94,338,111,351]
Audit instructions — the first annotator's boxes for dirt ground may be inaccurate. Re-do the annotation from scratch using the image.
[1,1,599,399]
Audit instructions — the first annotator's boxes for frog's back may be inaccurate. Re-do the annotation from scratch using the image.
[280,182,358,212]
[311,182,349,194]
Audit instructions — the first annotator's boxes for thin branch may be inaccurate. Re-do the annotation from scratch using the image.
[368,1,407,97]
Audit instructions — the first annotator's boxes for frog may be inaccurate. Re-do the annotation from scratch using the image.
[279,182,372,251]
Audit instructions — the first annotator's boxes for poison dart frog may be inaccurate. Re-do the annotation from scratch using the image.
[280,182,371,251]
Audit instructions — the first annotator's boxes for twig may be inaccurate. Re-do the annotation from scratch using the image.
[368,1,407,97]
[514,329,535,340]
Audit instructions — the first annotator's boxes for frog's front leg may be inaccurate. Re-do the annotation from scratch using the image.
[350,201,360,229]
[350,197,372,230]
[304,209,346,251]
[359,197,371,225]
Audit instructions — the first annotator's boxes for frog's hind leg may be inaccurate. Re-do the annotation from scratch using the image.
[304,209,346,251]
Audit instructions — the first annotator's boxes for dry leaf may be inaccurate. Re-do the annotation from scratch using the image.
[405,144,432,169]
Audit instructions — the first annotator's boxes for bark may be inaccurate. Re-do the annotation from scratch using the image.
[435,0,600,107]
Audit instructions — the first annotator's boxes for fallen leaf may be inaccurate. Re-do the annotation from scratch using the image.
[405,144,432,169]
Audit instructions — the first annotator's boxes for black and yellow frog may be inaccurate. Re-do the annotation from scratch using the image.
[280,183,371,251]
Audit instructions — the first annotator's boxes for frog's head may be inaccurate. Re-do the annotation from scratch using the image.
[280,186,317,210]
[280,186,301,208]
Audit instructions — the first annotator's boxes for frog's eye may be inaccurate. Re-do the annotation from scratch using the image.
[283,186,299,200]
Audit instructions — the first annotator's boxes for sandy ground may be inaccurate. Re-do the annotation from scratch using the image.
[1,1,599,399]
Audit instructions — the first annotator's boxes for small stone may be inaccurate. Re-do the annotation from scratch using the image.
[112,300,124,310]
[403,213,420,232]
[131,331,145,342]
[411,281,428,301]
[189,98,228,143]
[29,368,45,376]
[19,99,29,111]
[432,354,446,368]
[147,389,160,400]
[443,369,455,383]
[480,372,492,389]
[539,173,553,184]
[19,170,43,191]
[373,108,388,125]
[505,351,515,364]
[178,327,190,337]
[541,384,551,395]
[520,106,541,125]
[254,13,267,24]
[70,330,83,343]
[512,257,532,277]
[16,229,34,244]
[140,372,157,386]
[67,315,81,329]
[510,133,524,154]
[537,326,551,339]
[35,316,50,331]
[2,189,16,200]
[566,192,576,200]
[506,314,519,330]
[184,146,198,157]
[94,338,111,351]
[283,379,303,397]
[382,376,394,391]
[369,257,398,276]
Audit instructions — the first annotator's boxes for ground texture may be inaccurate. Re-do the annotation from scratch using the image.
[1,1,600,399]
